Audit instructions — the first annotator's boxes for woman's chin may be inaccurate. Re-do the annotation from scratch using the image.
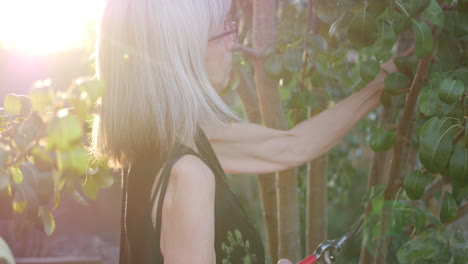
[213,78,230,93]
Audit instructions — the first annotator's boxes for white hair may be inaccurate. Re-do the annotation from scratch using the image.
[91,0,239,168]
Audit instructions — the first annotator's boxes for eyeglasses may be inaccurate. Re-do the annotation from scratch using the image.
[209,21,238,43]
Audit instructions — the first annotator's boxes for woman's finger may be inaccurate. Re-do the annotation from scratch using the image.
[277,259,293,264]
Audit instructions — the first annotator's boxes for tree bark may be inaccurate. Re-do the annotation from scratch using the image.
[360,33,414,264]
[359,103,394,264]
[303,0,329,254]
[306,154,328,253]
[375,54,433,264]
[237,70,279,263]
[253,0,301,261]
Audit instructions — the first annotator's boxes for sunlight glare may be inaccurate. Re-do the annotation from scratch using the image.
[0,0,105,54]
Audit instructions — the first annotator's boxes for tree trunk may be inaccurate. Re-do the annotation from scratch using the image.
[359,33,415,264]
[359,105,394,264]
[252,0,301,261]
[305,1,328,254]
[375,54,433,264]
[237,70,279,263]
[306,154,328,253]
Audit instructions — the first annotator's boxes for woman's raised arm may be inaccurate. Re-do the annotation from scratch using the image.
[205,72,387,175]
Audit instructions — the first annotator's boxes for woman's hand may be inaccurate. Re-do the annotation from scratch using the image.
[381,47,415,75]
[277,259,293,264]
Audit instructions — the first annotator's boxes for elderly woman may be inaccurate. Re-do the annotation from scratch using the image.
[92,0,395,263]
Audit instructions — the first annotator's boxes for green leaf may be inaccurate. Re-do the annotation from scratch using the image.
[438,78,464,104]
[38,206,55,236]
[12,199,26,214]
[46,114,83,150]
[31,147,55,172]
[397,235,449,263]
[56,146,88,174]
[384,72,411,94]
[453,185,468,204]
[53,174,64,210]
[12,167,23,184]
[408,0,431,17]
[411,20,433,59]
[448,148,468,182]
[392,10,411,34]
[419,83,437,116]
[71,190,88,206]
[440,192,458,223]
[465,122,468,148]
[95,170,114,189]
[29,86,55,112]
[4,94,31,116]
[283,48,303,73]
[360,60,381,82]
[394,54,418,76]
[437,34,462,72]
[423,0,444,27]
[450,231,468,264]
[82,174,99,200]
[311,71,324,88]
[4,94,21,115]
[367,0,387,17]
[329,12,353,37]
[305,34,328,55]
[19,162,54,205]
[369,126,395,151]
[264,54,283,79]
[361,185,385,203]
[371,22,396,60]
[346,9,378,48]
[403,170,433,200]
[77,79,105,103]
[418,73,455,116]
[419,117,459,173]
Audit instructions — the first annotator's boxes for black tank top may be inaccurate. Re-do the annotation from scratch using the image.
[122,126,265,264]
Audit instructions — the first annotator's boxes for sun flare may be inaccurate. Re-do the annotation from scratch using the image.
[0,0,104,54]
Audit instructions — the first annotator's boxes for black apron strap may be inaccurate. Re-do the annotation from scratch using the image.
[119,168,131,264]
[144,143,204,262]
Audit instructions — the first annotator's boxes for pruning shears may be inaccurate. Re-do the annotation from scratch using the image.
[298,218,364,264]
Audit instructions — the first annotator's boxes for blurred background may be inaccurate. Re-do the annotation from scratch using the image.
[0,1,122,264]
[0,0,384,263]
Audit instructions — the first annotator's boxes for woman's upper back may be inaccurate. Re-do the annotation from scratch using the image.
[124,127,265,264]
[150,153,217,263]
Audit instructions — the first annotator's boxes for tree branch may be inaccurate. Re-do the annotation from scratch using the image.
[424,202,468,230]
[3,123,46,169]
[375,53,434,263]
[234,44,264,60]
[422,175,450,203]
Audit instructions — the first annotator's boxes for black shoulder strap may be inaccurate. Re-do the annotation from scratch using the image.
[144,143,204,262]
[119,127,213,264]
[194,125,224,176]
[119,168,131,264]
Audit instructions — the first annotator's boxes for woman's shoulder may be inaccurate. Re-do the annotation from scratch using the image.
[170,153,215,186]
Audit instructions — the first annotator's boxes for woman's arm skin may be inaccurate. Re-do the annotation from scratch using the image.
[154,155,216,264]
[205,72,387,175]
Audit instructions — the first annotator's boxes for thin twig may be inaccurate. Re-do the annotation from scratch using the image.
[424,202,468,230]
[233,44,264,60]
[453,128,465,145]
[0,123,20,138]
[461,92,467,119]
[422,175,450,202]
[3,123,46,169]
[441,4,457,11]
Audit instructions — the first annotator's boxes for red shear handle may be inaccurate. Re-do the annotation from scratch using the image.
[298,254,318,264]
